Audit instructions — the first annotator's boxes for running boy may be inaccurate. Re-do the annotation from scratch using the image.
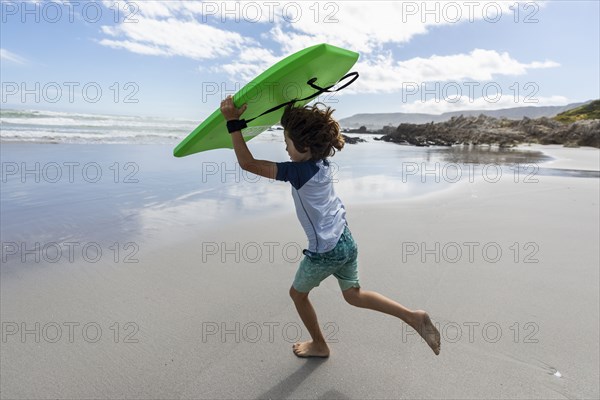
[220,96,441,357]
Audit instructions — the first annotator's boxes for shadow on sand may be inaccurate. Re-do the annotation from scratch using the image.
[255,358,351,400]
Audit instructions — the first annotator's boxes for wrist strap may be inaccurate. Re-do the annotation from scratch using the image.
[227,119,248,133]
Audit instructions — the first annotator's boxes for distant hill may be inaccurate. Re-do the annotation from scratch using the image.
[554,100,600,123]
[339,101,591,130]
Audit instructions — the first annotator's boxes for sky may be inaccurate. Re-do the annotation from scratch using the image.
[1,0,599,120]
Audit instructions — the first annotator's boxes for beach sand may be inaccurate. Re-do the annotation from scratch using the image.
[1,144,598,399]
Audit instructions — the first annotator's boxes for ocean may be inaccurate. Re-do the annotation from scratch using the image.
[3,108,596,267]
[0,108,201,144]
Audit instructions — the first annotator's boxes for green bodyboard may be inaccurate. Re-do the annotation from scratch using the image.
[173,43,359,157]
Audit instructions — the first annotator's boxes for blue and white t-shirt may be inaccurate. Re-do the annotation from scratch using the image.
[275,159,347,253]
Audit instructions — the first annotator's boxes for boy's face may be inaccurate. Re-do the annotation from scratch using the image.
[284,131,311,162]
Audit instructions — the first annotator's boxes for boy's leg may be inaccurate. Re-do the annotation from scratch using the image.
[341,287,414,323]
[289,247,344,358]
[289,286,330,357]
[342,287,441,355]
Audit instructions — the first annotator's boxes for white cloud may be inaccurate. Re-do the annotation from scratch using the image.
[349,49,560,94]
[0,48,27,65]
[104,1,278,22]
[96,0,283,61]
[268,2,429,55]
[99,15,251,60]
[95,1,558,96]
[97,39,172,57]
[217,47,282,83]
[266,1,548,55]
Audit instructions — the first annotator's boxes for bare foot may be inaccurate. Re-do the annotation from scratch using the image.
[412,310,441,355]
[292,340,330,358]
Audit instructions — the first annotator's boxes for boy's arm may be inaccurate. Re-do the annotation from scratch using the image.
[220,96,278,180]
[230,131,278,179]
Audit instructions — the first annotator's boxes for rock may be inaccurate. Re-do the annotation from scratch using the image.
[374,114,600,148]
[342,134,366,144]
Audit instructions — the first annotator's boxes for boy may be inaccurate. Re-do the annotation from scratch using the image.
[220,96,441,357]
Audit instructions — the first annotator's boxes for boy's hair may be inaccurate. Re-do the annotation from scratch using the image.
[281,102,344,160]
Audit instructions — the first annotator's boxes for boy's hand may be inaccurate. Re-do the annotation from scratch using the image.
[220,95,248,121]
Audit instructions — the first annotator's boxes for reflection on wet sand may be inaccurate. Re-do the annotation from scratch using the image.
[1,142,595,265]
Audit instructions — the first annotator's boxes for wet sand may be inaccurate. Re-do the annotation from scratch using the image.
[1,143,598,399]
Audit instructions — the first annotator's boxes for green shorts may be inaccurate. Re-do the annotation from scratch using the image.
[293,225,360,293]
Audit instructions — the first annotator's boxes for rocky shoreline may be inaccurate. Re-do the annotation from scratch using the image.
[373,115,600,148]
[341,134,366,144]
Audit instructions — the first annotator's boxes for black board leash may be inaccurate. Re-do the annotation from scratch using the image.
[229,71,359,131]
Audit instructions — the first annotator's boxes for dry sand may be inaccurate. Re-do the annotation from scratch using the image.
[1,144,598,399]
